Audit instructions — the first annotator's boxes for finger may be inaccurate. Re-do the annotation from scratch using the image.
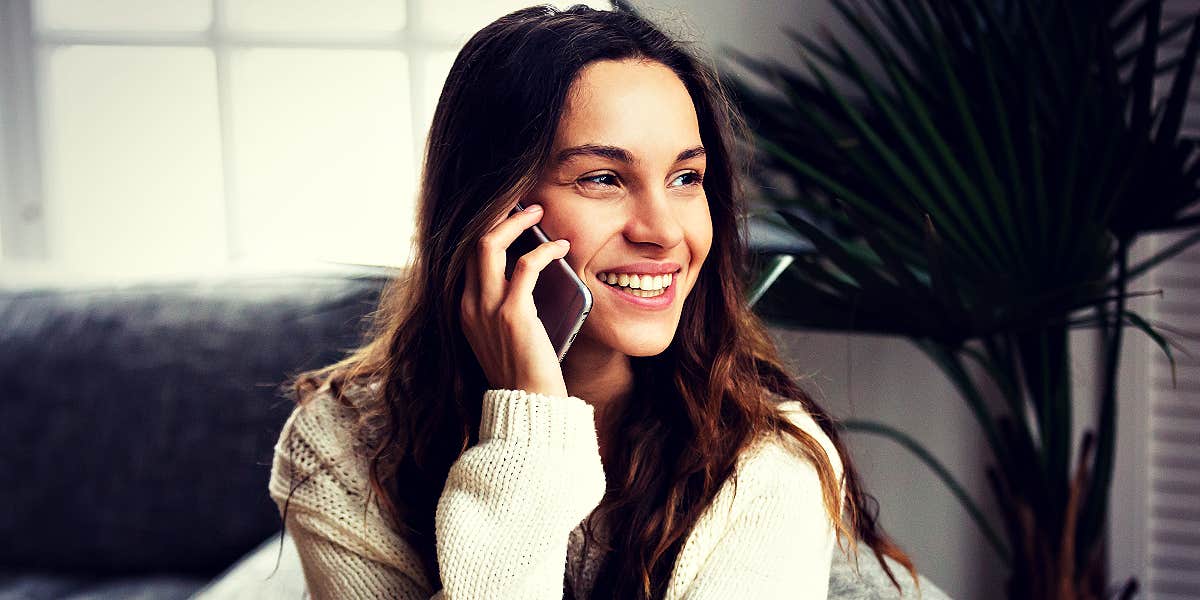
[505,239,571,306]
[478,205,545,305]
[461,251,478,315]
[486,200,520,231]
[482,199,528,236]
[471,204,517,308]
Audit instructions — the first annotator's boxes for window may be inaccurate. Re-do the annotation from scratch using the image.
[0,0,608,279]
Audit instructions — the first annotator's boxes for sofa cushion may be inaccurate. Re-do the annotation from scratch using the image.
[190,531,305,600]
[829,548,953,599]
[0,262,398,575]
[0,570,205,600]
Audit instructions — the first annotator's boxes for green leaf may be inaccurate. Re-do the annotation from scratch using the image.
[1156,15,1199,143]
[746,253,796,308]
[1126,230,1200,279]
[1115,11,1195,65]
[1129,0,1162,140]
[881,47,1012,272]
[753,136,922,245]
[760,188,932,273]
[925,10,1015,270]
[828,28,1017,273]
[1111,0,1156,45]
[800,50,985,254]
[1124,310,1185,387]
[922,214,963,321]
[775,209,895,292]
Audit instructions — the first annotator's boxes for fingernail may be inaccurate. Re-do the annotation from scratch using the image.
[525,204,543,212]
[555,239,570,247]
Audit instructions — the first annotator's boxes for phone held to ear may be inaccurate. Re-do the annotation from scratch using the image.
[504,202,593,362]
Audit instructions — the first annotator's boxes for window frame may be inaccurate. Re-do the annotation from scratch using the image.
[0,0,461,263]
[0,0,48,261]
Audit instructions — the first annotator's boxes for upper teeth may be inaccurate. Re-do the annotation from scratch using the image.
[597,271,674,291]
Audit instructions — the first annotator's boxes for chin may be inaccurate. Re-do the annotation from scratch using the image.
[612,332,675,357]
[578,315,681,358]
[622,342,671,357]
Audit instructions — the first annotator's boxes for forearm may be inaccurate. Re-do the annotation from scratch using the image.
[434,389,606,599]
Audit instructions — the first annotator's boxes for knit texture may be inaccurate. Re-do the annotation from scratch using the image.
[268,383,845,599]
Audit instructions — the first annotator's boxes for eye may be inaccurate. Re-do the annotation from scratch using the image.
[671,171,704,187]
[578,173,619,189]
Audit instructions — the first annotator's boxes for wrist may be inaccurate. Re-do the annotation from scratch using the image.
[480,389,597,449]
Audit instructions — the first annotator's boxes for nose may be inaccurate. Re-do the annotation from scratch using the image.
[622,187,685,250]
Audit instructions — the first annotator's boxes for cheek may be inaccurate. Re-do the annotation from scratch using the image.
[532,193,585,241]
[539,212,604,271]
[687,202,714,264]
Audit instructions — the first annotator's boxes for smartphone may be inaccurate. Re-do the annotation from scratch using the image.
[504,202,593,362]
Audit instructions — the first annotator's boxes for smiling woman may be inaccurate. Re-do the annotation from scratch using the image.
[267,5,918,600]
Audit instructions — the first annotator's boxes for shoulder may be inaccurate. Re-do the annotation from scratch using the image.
[278,380,380,449]
[771,399,844,480]
[734,399,845,505]
[665,400,845,595]
[269,380,383,502]
[267,380,435,592]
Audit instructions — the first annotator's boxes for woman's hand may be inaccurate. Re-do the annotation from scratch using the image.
[461,203,571,398]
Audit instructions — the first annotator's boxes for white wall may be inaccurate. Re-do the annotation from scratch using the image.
[628,0,863,91]
[771,330,1010,599]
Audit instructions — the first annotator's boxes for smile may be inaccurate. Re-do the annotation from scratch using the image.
[595,270,679,309]
[596,270,675,296]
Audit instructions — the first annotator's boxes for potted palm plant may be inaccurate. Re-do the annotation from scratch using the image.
[720,0,1200,598]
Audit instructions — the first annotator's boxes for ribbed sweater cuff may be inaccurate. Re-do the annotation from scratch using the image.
[480,389,597,449]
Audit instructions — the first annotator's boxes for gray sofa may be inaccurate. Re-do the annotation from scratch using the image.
[0,262,952,599]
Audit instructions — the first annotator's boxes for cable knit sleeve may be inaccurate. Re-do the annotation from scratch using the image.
[268,386,606,600]
[435,388,607,599]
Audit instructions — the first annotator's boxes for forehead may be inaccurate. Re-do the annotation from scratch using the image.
[555,59,702,163]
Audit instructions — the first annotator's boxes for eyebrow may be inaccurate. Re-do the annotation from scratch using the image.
[554,144,706,166]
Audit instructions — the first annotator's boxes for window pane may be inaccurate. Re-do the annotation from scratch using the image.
[224,0,406,34]
[41,46,226,276]
[35,0,211,32]
[415,50,457,154]
[230,49,415,267]
[424,0,609,41]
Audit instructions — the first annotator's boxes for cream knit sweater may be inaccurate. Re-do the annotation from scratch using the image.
[267,383,845,599]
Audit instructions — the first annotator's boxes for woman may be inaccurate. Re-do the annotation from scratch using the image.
[268,5,917,599]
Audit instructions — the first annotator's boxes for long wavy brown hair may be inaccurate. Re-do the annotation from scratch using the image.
[281,4,918,598]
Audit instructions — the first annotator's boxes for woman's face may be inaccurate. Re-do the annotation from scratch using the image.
[527,58,713,358]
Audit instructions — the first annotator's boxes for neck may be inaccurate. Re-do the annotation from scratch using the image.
[561,335,633,460]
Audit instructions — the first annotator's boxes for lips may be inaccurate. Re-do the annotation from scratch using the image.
[598,272,677,309]
[596,262,681,275]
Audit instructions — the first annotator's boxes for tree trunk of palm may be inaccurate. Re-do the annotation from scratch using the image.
[999,432,1106,599]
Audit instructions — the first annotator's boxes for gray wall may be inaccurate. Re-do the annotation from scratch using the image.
[628,0,867,97]
[769,328,1010,600]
